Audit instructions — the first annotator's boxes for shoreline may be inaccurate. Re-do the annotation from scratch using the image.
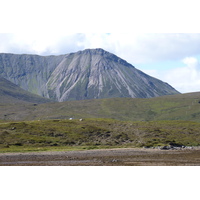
[1,147,200,166]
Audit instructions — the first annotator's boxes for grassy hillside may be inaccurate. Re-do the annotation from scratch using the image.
[1,92,200,153]
[0,77,53,104]
[1,119,200,153]
[1,92,200,122]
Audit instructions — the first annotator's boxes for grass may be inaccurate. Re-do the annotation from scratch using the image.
[1,118,200,153]
[1,92,200,122]
[1,91,200,153]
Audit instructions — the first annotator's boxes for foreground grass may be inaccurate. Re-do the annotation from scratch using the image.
[1,118,200,153]
[0,145,122,153]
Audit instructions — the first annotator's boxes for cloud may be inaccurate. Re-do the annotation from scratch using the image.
[0,33,86,55]
[1,33,200,64]
[145,57,200,93]
[107,33,200,65]
[57,33,200,65]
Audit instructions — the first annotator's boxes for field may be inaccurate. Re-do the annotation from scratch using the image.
[1,92,200,122]
[1,119,200,153]
[1,92,200,165]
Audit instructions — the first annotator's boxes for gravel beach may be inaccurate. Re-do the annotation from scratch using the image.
[1,148,200,166]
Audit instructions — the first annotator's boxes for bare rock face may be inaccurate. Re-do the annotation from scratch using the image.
[0,53,65,97]
[0,49,179,102]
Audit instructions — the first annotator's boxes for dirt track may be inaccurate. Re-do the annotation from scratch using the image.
[1,148,200,166]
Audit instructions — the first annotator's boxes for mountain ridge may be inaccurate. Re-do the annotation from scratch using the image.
[0,76,52,104]
[0,48,179,101]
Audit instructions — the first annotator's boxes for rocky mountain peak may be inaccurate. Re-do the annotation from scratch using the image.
[0,49,179,102]
[75,48,133,67]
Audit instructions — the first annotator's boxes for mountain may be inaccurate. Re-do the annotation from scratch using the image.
[0,49,179,101]
[0,76,52,104]
[0,53,65,98]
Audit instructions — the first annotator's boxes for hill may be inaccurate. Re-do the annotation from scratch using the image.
[1,92,200,122]
[0,77,53,104]
[0,49,179,101]
[1,92,200,153]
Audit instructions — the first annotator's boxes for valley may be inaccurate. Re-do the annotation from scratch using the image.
[0,49,200,165]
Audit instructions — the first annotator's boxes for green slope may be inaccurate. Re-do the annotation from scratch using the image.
[1,92,200,122]
[1,92,200,152]
[0,77,53,104]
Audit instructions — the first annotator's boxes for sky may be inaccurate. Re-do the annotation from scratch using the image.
[1,33,200,94]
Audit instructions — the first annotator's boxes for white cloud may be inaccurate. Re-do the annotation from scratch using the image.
[182,57,198,67]
[62,33,200,65]
[0,33,86,55]
[145,57,200,93]
[1,33,200,64]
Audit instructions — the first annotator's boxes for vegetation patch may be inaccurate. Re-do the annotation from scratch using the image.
[1,119,200,153]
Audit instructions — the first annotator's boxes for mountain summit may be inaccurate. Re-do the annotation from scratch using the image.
[0,49,179,101]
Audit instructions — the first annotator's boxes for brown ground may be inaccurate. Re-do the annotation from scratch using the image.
[1,148,200,166]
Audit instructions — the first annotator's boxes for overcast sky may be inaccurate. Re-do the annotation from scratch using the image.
[1,0,200,94]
